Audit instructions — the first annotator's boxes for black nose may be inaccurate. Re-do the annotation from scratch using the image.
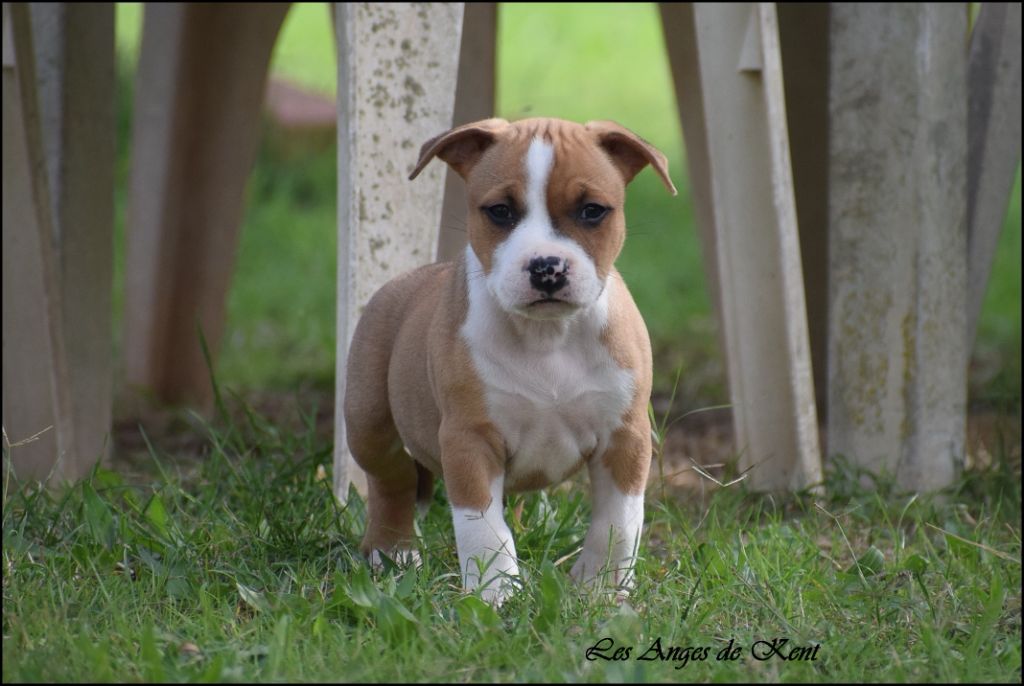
[527,256,569,295]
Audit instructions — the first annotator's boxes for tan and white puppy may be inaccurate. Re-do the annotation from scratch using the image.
[343,117,676,604]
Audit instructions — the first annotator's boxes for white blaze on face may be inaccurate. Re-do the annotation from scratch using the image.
[486,138,604,316]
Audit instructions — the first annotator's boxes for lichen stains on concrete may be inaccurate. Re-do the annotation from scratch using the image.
[833,285,895,436]
[401,75,427,123]
[368,83,389,111]
[357,191,368,222]
[900,309,916,444]
[368,236,389,263]
[403,75,425,97]
[364,4,399,34]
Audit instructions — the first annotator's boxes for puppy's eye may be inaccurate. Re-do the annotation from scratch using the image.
[484,204,516,227]
[579,203,609,225]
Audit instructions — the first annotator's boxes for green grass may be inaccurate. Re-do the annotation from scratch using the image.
[3,396,1021,682]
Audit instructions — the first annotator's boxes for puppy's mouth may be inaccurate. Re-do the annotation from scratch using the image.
[528,296,571,307]
[515,296,582,320]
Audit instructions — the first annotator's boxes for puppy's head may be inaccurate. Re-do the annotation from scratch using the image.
[411,117,676,320]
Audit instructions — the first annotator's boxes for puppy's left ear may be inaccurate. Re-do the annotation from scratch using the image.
[585,120,677,196]
[409,118,509,181]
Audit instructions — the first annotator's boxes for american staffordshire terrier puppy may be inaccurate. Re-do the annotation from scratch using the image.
[343,117,676,604]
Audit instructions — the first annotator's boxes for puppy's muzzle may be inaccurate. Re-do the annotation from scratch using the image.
[526,256,570,297]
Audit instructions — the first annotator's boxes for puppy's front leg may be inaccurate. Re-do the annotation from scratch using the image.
[451,475,520,605]
[571,428,649,591]
[441,427,519,605]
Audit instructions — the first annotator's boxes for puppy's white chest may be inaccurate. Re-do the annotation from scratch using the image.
[481,347,633,488]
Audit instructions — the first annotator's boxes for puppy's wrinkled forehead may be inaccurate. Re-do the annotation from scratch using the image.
[465,119,624,204]
[409,116,675,199]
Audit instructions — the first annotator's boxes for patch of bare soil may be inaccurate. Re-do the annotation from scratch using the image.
[647,401,1022,494]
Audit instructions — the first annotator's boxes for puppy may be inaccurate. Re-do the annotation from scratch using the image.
[344,117,676,603]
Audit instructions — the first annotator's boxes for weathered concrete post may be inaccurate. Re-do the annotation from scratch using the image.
[3,3,65,480]
[333,3,465,502]
[3,3,113,482]
[828,3,968,490]
[32,3,115,475]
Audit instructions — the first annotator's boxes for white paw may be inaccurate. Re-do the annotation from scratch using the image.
[465,554,521,607]
[452,476,521,607]
[369,548,422,571]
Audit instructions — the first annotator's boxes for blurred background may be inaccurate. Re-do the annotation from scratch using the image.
[110,3,1021,427]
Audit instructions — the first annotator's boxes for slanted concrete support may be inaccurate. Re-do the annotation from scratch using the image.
[122,3,288,413]
[661,3,822,492]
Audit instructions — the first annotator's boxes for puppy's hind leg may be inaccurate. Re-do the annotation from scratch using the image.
[346,414,421,569]
[344,304,420,568]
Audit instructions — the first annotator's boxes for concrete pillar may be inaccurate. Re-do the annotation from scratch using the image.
[828,3,967,490]
[333,3,465,502]
[2,3,78,481]
[33,3,115,472]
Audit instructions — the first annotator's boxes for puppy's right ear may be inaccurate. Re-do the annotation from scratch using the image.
[409,118,509,181]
